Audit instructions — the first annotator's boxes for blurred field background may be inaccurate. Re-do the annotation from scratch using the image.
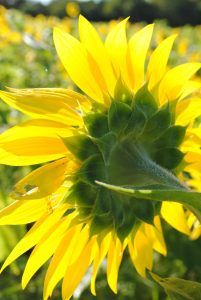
[0,0,201,299]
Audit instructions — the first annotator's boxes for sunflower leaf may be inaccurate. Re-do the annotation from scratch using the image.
[95,181,201,222]
[150,272,201,300]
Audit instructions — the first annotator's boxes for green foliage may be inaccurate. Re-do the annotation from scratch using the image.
[151,272,201,300]
[96,181,201,223]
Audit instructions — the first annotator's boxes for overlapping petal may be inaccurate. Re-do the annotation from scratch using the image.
[10,158,78,200]
[53,27,105,103]
[0,204,69,272]
[0,199,47,225]
[176,98,201,125]
[147,34,177,90]
[158,63,201,103]
[128,24,154,92]
[79,15,116,101]
[0,119,71,165]
[22,212,77,288]
[161,202,190,235]
[43,223,89,300]
[62,237,97,300]
[105,18,130,89]
[107,234,125,293]
[129,228,153,277]
[90,233,111,295]
[0,88,88,126]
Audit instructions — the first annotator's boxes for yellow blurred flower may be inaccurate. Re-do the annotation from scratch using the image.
[66,2,80,18]
[0,16,201,300]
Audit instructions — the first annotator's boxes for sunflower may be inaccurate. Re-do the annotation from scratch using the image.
[0,16,201,300]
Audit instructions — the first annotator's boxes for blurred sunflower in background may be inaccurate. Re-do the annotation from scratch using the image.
[0,16,200,300]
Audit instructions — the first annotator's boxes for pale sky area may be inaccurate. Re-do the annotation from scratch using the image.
[29,0,52,4]
[29,0,92,4]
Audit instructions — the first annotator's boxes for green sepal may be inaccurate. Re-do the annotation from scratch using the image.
[93,131,117,164]
[116,214,136,242]
[90,213,113,236]
[90,189,113,236]
[132,198,155,224]
[77,154,106,185]
[92,188,112,216]
[154,201,162,215]
[133,85,158,118]
[129,220,142,242]
[143,106,171,140]
[113,198,137,242]
[151,272,201,300]
[95,181,201,222]
[108,100,132,134]
[62,134,99,161]
[114,77,134,103]
[77,207,92,221]
[84,113,109,138]
[66,180,96,207]
[154,125,186,149]
[124,105,147,138]
[153,147,184,169]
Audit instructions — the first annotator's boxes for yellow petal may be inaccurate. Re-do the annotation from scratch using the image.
[161,202,190,235]
[107,235,124,294]
[147,34,177,90]
[0,199,47,225]
[128,24,154,92]
[53,27,104,103]
[43,224,88,300]
[176,98,201,126]
[181,138,201,159]
[144,216,167,256]
[190,223,201,240]
[11,158,77,200]
[178,81,201,100]
[22,212,76,288]
[187,212,197,229]
[90,232,111,295]
[187,128,201,141]
[185,152,201,164]
[8,87,91,111]
[0,120,70,165]
[158,63,201,103]
[105,18,131,89]
[0,88,85,126]
[1,205,68,272]
[62,237,96,300]
[129,228,153,278]
[79,15,116,101]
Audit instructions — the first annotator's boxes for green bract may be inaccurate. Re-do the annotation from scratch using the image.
[63,86,188,241]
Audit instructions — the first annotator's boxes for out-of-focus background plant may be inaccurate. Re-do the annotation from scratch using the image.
[0,1,200,299]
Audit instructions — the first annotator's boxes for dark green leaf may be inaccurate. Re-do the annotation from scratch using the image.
[95,181,201,222]
[151,272,201,300]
